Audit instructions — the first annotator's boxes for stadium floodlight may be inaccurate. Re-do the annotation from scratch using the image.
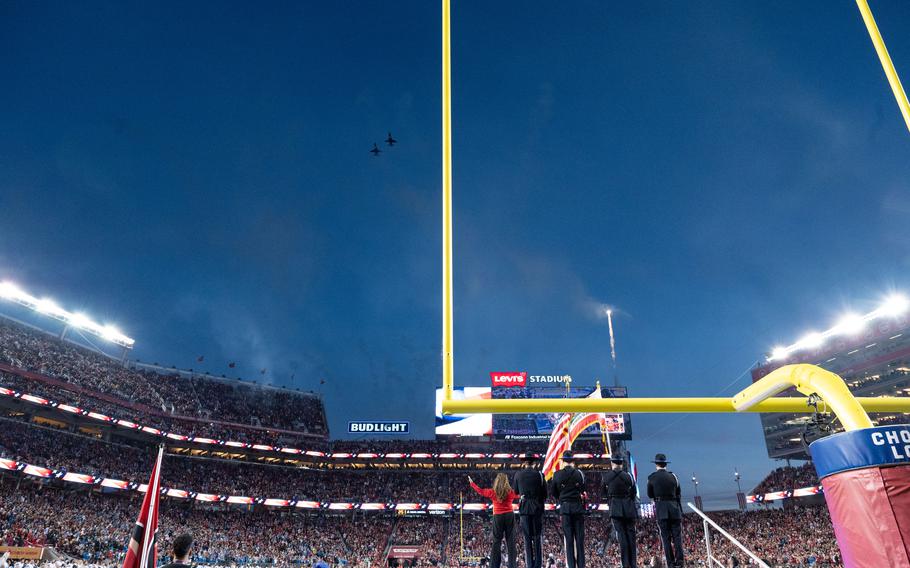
[767,291,909,361]
[770,346,788,360]
[101,325,122,341]
[833,313,865,336]
[35,298,64,316]
[796,332,824,350]
[69,313,92,329]
[878,294,910,317]
[0,280,134,348]
[0,281,25,300]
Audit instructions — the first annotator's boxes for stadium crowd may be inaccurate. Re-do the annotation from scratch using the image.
[751,464,818,495]
[0,380,608,457]
[0,480,842,568]
[441,506,841,567]
[0,417,842,566]
[0,318,847,568]
[0,485,391,568]
[0,322,327,439]
[0,418,618,506]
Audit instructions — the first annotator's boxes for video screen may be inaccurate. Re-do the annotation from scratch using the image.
[492,386,630,441]
[434,387,492,436]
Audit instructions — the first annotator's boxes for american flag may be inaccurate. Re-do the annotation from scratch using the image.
[122,446,164,568]
[542,387,607,479]
[542,412,572,480]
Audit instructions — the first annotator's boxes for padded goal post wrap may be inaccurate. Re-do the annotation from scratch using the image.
[809,425,910,568]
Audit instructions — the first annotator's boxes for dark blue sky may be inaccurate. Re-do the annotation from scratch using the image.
[2,1,910,506]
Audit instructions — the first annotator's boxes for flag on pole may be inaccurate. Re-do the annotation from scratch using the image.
[629,454,641,499]
[122,446,164,568]
[542,387,609,479]
[566,384,610,456]
[542,412,572,480]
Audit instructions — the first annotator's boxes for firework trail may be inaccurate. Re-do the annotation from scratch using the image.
[606,309,617,368]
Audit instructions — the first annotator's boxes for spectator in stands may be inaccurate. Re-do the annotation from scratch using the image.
[0,322,327,440]
[160,533,193,568]
[469,474,519,568]
[752,463,818,495]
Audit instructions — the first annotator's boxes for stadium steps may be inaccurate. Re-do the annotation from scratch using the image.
[440,518,451,563]
[382,517,400,559]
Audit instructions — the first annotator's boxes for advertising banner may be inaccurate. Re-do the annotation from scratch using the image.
[490,372,527,387]
[0,547,45,560]
[388,546,423,559]
[810,425,910,479]
[348,421,410,434]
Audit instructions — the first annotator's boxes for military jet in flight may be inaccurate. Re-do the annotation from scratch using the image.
[370,143,381,156]
[385,132,397,146]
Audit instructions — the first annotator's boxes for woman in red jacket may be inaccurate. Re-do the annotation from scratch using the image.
[469,474,520,568]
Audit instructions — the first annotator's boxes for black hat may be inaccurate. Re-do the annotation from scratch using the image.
[652,453,670,464]
[520,453,539,463]
[609,455,625,464]
[561,451,575,462]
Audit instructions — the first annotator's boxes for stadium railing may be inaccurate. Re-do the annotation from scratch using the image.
[687,502,768,568]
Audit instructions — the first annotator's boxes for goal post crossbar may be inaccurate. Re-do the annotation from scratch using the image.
[442,363,903,434]
[442,394,908,416]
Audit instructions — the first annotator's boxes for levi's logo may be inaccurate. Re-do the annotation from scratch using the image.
[491,372,527,387]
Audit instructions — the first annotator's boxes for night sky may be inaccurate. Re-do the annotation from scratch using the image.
[2,1,910,508]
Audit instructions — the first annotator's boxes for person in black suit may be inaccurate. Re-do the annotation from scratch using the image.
[646,454,684,568]
[603,455,638,568]
[550,451,586,568]
[514,453,547,568]
[160,533,193,568]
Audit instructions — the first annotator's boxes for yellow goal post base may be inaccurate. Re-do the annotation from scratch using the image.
[441,364,910,433]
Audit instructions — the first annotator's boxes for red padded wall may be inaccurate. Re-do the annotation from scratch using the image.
[822,465,910,568]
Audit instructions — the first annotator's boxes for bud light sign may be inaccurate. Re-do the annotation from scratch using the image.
[490,372,527,387]
[348,421,410,434]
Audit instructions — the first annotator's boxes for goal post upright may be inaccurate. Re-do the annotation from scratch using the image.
[854,0,910,135]
[437,1,910,420]
[441,0,454,403]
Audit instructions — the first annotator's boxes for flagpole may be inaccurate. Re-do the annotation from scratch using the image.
[564,375,573,451]
[139,444,164,568]
[459,491,464,560]
[123,444,164,568]
[595,380,611,457]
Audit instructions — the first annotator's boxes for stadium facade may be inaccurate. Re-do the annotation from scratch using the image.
[754,312,910,460]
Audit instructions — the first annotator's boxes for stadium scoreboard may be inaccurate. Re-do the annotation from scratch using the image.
[435,380,632,440]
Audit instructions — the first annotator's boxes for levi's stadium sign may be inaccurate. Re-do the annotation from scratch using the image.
[490,372,527,387]
[348,421,409,434]
[491,373,577,386]
[528,375,571,384]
